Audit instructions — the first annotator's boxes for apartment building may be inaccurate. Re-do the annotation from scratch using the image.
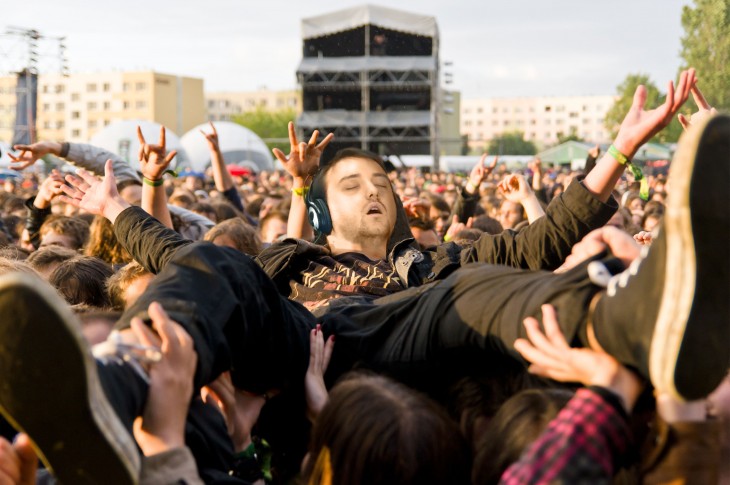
[206,89,302,121]
[0,71,206,143]
[460,94,617,152]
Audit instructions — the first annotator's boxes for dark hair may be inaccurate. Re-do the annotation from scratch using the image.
[211,200,245,223]
[472,388,573,484]
[27,245,78,273]
[116,178,142,193]
[315,148,387,198]
[302,374,471,485]
[471,215,503,235]
[407,216,436,231]
[49,256,114,307]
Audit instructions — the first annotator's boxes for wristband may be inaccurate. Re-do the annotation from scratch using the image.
[608,144,649,201]
[142,177,164,187]
[465,182,477,194]
[443,233,452,242]
[607,144,629,165]
[292,186,309,197]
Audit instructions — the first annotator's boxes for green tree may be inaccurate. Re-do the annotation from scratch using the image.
[486,131,536,155]
[680,0,730,112]
[232,108,298,153]
[604,74,682,143]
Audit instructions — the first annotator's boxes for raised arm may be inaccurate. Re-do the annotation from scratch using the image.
[58,160,191,274]
[10,140,140,183]
[272,122,333,240]
[498,173,545,224]
[452,153,497,222]
[200,122,245,212]
[584,69,695,202]
[137,126,176,229]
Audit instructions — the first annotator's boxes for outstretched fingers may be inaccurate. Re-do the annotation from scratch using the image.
[316,132,334,150]
[288,121,298,147]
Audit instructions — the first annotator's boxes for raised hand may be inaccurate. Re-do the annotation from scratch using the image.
[305,324,334,422]
[514,304,643,412]
[498,174,532,202]
[138,126,177,182]
[467,153,498,194]
[58,160,130,223]
[444,215,473,242]
[8,141,62,171]
[34,169,66,209]
[131,302,197,456]
[402,196,431,220]
[678,83,718,131]
[272,122,334,180]
[0,434,37,485]
[200,121,220,151]
[614,69,696,157]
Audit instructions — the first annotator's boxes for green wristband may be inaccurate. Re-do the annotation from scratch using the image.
[607,144,629,165]
[142,177,164,187]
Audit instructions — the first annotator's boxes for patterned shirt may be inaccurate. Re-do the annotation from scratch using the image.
[500,387,631,484]
[289,252,406,311]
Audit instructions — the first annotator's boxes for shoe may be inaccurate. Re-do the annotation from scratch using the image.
[594,114,730,401]
[0,272,140,484]
[649,114,730,400]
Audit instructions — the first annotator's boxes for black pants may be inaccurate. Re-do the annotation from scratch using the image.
[117,243,611,395]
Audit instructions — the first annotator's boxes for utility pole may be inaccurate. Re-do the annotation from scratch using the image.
[2,27,68,144]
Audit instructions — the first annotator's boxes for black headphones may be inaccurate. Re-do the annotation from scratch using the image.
[305,171,333,235]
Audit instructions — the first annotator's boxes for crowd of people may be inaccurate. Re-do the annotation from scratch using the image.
[0,68,728,484]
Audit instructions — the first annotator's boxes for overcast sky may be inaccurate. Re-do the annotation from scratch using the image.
[2,0,690,99]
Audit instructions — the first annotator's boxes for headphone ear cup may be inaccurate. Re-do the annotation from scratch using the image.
[307,198,332,235]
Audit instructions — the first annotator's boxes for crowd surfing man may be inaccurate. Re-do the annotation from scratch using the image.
[0,69,729,483]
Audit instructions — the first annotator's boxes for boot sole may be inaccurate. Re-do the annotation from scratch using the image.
[0,273,139,484]
[649,114,730,400]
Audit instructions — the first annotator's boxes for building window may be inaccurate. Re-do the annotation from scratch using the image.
[207,100,215,108]
[72,129,81,137]
[87,102,97,110]
[135,100,147,109]
[71,111,80,119]
[88,120,97,128]
[103,101,111,110]
[569,112,578,118]
[42,85,49,94]
[135,82,146,91]
[123,83,131,92]
[55,102,65,111]
[86,83,96,92]
[104,119,111,126]
[476,107,483,114]
[123,101,130,109]
[476,120,483,126]
[56,121,64,129]
[43,121,51,129]
[103,83,111,92]
[55,84,65,94]
[71,93,80,101]
[464,120,472,127]
[492,108,497,114]
[544,106,551,112]
[42,103,50,111]
[582,105,588,111]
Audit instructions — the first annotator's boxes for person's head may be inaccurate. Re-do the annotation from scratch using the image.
[204,218,262,255]
[408,217,440,250]
[72,305,119,345]
[49,256,113,307]
[311,149,397,255]
[471,215,503,235]
[26,245,78,279]
[106,261,154,311]
[39,215,90,250]
[472,388,573,484]
[498,200,524,230]
[425,193,451,238]
[190,202,217,223]
[625,193,646,212]
[169,190,196,210]
[259,211,288,244]
[303,374,471,485]
[84,216,131,266]
[259,194,286,220]
[183,174,204,192]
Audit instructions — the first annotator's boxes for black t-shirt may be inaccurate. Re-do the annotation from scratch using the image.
[289,252,405,311]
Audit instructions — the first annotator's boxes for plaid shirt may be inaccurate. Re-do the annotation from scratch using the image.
[501,387,631,484]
